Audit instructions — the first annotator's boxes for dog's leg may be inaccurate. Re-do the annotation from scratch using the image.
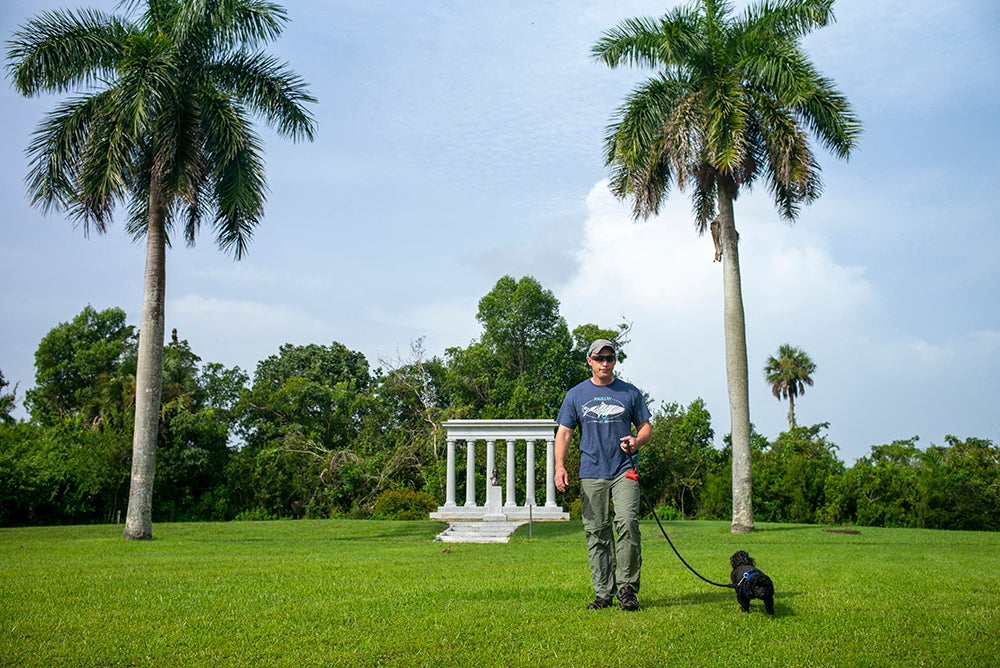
[764,595,775,615]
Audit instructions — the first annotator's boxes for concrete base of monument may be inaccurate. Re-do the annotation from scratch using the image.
[429,505,569,521]
[434,521,527,543]
[502,505,570,521]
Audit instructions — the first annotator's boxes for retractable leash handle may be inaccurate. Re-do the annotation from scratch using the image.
[626,450,735,589]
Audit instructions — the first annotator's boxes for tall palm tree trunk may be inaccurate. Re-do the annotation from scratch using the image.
[123,192,167,540]
[718,191,755,534]
[788,394,796,429]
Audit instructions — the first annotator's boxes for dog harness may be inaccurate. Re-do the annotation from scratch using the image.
[737,567,762,596]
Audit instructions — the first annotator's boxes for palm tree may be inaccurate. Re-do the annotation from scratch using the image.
[764,344,816,429]
[593,0,860,533]
[7,0,316,539]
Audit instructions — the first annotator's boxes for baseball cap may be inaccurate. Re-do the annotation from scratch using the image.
[587,339,617,358]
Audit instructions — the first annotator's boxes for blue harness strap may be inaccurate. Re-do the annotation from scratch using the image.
[738,568,761,595]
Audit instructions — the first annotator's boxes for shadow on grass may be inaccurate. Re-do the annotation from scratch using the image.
[642,588,731,609]
[511,521,582,539]
[640,588,800,617]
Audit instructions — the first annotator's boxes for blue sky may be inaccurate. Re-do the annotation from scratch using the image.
[2,0,998,463]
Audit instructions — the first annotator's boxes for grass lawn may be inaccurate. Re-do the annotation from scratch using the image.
[2,519,998,667]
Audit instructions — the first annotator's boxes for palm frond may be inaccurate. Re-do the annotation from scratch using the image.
[691,181,717,233]
[661,88,705,193]
[210,118,266,260]
[168,0,286,52]
[592,15,672,69]
[740,0,834,43]
[603,75,690,219]
[6,8,128,96]
[73,102,134,224]
[24,95,100,221]
[796,76,862,158]
[212,51,317,141]
[593,4,709,74]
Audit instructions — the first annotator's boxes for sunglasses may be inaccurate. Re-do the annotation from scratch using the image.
[590,354,616,363]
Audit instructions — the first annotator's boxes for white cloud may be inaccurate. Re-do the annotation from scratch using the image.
[186,264,326,291]
[558,181,889,460]
[167,294,335,375]
[365,299,482,361]
[566,181,717,308]
[876,328,1000,378]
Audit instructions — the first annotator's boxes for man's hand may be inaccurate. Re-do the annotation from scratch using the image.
[554,466,568,492]
[554,425,572,492]
[620,422,651,455]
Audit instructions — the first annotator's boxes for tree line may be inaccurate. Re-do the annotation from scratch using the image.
[2,276,997,531]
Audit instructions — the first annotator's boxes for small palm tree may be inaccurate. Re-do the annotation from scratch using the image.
[593,0,860,533]
[764,344,816,429]
[7,0,317,539]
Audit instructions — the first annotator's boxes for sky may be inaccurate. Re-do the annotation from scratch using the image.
[2,0,998,464]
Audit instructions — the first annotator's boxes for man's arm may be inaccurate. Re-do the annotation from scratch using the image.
[619,421,652,454]
[554,424,573,492]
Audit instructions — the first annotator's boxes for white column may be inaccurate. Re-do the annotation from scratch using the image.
[484,439,504,520]
[487,440,497,498]
[504,440,517,508]
[465,440,476,507]
[545,437,558,507]
[486,439,502,508]
[525,439,537,507]
[444,439,456,507]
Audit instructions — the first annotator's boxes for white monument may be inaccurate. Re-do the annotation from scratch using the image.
[430,419,569,521]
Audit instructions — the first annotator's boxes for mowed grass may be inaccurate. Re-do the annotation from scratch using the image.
[2,519,998,667]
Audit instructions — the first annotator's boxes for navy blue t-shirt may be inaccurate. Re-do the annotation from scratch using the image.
[556,378,652,480]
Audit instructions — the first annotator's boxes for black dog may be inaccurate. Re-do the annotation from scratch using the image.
[730,550,775,614]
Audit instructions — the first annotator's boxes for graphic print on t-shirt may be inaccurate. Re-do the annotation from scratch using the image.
[581,397,626,424]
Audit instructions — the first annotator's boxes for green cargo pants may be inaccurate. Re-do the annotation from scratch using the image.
[579,471,641,600]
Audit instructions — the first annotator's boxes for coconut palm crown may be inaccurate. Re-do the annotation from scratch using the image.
[594,0,860,533]
[7,0,317,539]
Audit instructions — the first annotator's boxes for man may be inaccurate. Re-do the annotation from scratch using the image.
[555,339,652,611]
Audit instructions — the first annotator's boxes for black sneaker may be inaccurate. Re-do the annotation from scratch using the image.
[618,585,639,611]
[587,595,613,609]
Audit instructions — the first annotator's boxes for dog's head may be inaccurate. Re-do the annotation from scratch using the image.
[730,550,755,569]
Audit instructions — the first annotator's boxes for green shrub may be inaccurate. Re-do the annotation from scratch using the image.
[569,496,582,520]
[371,488,437,520]
[655,504,684,521]
[233,508,277,521]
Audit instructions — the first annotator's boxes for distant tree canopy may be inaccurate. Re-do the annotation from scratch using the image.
[822,435,1000,531]
[154,339,248,522]
[25,306,136,427]
[0,370,16,424]
[1,279,998,531]
[230,341,375,518]
[640,398,720,518]
[444,275,588,419]
[753,423,843,524]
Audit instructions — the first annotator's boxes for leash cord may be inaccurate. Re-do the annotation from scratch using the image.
[627,451,735,590]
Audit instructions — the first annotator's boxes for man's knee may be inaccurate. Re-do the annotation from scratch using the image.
[584,519,613,538]
[614,515,639,537]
